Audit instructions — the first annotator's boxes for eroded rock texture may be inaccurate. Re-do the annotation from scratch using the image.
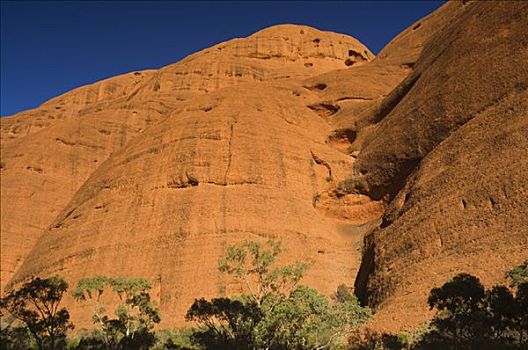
[351,1,528,330]
[2,25,386,328]
[1,2,527,331]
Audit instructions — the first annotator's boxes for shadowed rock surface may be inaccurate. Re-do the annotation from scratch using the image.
[351,0,528,331]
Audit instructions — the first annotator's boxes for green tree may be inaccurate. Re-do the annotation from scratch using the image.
[514,282,528,345]
[505,260,528,345]
[72,276,160,349]
[331,284,373,331]
[0,315,36,350]
[427,273,487,345]
[414,273,528,350]
[186,240,371,350]
[0,276,73,350]
[218,240,308,306]
[505,260,528,287]
[186,296,262,350]
[351,265,528,350]
[151,328,200,350]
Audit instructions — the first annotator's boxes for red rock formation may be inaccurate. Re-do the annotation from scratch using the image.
[2,25,386,328]
[1,2,526,332]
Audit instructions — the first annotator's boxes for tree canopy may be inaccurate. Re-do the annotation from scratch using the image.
[413,271,528,350]
[0,276,73,350]
[72,276,160,350]
[187,240,371,350]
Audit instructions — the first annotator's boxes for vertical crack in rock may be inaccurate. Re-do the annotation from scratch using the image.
[354,233,376,306]
[221,117,237,235]
[224,118,237,185]
[309,156,320,208]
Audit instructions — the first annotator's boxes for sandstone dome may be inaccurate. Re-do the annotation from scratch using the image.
[1,2,527,331]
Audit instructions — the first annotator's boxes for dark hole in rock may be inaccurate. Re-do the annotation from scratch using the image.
[313,38,320,44]
[305,83,327,91]
[304,62,314,67]
[187,174,199,187]
[307,103,340,117]
[330,129,357,144]
[345,59,355,66]
[347,49,365,62]
[413,22,422,30]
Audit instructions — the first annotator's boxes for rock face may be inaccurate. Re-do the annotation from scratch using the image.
[351,1,528,330]
[1,2,527,331]
[1,25,385,327]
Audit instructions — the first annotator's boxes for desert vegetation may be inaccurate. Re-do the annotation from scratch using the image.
[186,240,371,349]
[0,276,72,350]
[1,246,526,350]
[348,260,528,350]
[71,276,160,348]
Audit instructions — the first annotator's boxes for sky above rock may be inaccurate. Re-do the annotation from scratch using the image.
[1,1,444,116]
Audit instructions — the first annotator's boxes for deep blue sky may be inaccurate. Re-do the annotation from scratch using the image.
[1,1,444,116]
